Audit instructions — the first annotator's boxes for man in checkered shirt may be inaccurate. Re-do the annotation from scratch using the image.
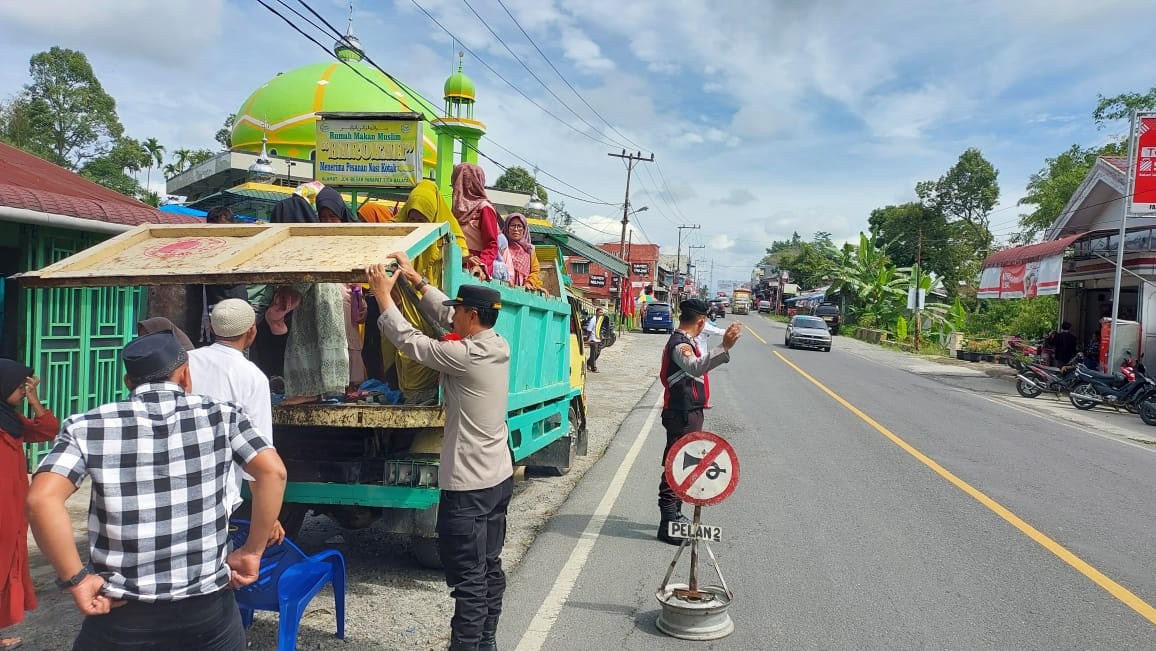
[26,332,287,650]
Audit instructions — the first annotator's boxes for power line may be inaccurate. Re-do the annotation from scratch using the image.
[493,0,646,153]
[407,0,621,149]
[260,1,616,208]
[458,0,628,150]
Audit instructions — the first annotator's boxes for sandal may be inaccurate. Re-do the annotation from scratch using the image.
[1,637,24,650]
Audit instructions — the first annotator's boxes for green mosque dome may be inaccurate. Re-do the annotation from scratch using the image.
[230,59,441,169]
[443,67,476,102]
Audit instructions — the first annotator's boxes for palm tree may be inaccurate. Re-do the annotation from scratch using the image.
[173,148,192,173]
[163,163,178,179]
[141,138,164,190]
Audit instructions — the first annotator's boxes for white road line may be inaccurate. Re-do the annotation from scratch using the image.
[515,393,664,651]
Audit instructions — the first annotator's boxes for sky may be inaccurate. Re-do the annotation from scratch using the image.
[1,0,1154,289]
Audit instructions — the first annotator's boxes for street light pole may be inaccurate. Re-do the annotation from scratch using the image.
[674,225,700,308]
[1109,110,1140,369]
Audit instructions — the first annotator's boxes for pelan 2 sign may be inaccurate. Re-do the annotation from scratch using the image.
[314,113,424,188]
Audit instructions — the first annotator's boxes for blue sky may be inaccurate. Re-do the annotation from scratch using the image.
[1,0,1154,286]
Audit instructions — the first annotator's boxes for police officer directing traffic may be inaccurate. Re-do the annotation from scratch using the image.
[368,253,512,651]
[657,298,741,544]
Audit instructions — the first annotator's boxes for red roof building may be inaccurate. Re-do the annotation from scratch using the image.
[0,141,197,231]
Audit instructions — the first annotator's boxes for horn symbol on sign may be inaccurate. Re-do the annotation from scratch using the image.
[682,452,728,480]
[682,452,701,470]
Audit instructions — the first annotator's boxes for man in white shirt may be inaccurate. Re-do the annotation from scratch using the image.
[188,299,281,543]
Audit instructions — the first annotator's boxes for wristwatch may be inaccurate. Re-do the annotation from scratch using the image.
[56,566,91,591]
[414,277,429,291]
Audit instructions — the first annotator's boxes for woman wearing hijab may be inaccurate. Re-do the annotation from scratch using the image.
[451,163,500,279]
[370,181,470,404]
[137,317,195,351]
[267,188,350,403]
[316,186,357,224]
[0,359,58,649]
[502,213,545,293]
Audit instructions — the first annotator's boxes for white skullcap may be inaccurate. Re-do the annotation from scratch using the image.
[210,299,255,338]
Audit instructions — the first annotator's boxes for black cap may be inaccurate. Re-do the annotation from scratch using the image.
[443,284,503,310]
[680,298,710,317]
[122,332,187,380]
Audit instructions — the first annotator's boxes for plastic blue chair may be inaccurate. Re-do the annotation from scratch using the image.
[228,519,346,650]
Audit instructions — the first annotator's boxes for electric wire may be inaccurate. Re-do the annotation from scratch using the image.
[493,0,646,153]
[258,0,616,207]
[458,0,628,150]
[406,0,622,149]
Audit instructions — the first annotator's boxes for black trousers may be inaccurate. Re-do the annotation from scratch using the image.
[587,342,602,370]
[72,588,245,651]
[658,409,705,517]
[437,476,515,644]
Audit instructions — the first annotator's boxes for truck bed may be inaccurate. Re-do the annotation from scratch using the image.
[274,403,445,428]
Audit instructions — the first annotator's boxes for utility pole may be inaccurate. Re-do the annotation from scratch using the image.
[688,244,705,296]
[608,150,655,259]
[914,228,922,350]
[675,225,700,307]
[710,259,715,297]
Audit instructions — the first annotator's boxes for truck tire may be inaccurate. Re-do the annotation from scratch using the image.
[412,536,442,569]
[278,504,310,539]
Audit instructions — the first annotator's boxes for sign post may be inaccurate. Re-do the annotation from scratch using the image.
[655,431,740,640]
[1109,111,1154,369]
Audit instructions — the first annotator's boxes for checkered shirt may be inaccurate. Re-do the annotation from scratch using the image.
[36,382,270,602]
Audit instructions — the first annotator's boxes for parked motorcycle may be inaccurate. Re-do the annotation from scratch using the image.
[1002,337,1040,371]
[1015,353,1083,399]
[1067,353,1154,415]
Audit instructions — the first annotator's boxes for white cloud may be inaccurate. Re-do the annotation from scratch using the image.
[716,189,757,206]
[709,234,736,251]
[560,28,614,72]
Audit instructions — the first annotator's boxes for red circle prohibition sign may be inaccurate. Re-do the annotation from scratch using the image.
[663,431,740,506]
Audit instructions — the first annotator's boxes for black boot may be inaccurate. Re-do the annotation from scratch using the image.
[657,512,691,545]
[449,637,479,651]
[478,629,497,651]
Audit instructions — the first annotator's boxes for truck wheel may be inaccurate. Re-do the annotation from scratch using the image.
[533,406,580,476]
[412,536,443,569]
[278,504,309,539]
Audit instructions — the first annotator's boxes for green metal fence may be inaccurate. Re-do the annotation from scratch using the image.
[22,227,145,471]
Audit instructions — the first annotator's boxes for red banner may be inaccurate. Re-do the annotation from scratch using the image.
[1133,115,1156,215]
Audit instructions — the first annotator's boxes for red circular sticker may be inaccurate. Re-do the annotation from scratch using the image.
[142,237,227,259]
[663,431,740,506]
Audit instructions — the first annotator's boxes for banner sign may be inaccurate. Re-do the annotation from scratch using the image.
[1133,114,1156,215]
[977,255,1063,299]
[631,263,651,276]
[589,274,606,287]
[315,113,423,187]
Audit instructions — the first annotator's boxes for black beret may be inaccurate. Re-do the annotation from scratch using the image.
[680,298,710,317]
[122,332,187,379]
[443,284,503,311]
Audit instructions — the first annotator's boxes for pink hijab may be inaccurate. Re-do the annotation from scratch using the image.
[451,163,493,228]
[503,213,533,283]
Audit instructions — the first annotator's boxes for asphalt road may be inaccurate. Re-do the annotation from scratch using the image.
[497,314,1156,650]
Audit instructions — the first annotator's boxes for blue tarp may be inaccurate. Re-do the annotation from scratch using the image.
[159,204,258,222]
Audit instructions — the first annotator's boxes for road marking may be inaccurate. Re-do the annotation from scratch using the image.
[743,324,768,345]
[515,393,664,651]
[772,349,1156,625]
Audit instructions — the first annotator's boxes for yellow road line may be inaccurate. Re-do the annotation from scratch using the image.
[743,324,768,345]
[771,349,1156,625]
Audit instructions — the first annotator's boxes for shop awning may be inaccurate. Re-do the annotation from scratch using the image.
[981,232,1085,268]
[530,223,628,276]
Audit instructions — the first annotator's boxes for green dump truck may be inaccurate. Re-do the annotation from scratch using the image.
[22,221,588,565]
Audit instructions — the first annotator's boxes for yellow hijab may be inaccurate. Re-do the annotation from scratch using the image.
[396,180,468,253]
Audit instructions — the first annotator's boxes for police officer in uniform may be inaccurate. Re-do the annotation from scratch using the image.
[368,254,512,651]
[657,298,741,544]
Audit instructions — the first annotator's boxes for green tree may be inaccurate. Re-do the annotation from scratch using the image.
[868,202,959,296]
[21,47,124,169]
[163,162,178,179]
[916,148,1000,252]
[80,136,148,198]
[828,232,908,328]
[493,165,548,204]
[186,149,216,167]
[0,96,40,152]
[172,148,192,172]
[1094,87,1156,128]
[1014,144,1126,243]
[215,114,235,150]
[141,137,165,191]
[140,189,162,207]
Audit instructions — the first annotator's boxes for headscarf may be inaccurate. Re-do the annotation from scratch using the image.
[451,163,493,228]
[294,180,325,206]
[138,317,195,351]
[503,213,533,283]
[271,194,318,224]
[397,180,468,253]
[0,358,33,438]
[316,186,356,223]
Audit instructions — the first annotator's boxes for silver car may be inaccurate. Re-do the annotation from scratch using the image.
[785,315,832,352]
